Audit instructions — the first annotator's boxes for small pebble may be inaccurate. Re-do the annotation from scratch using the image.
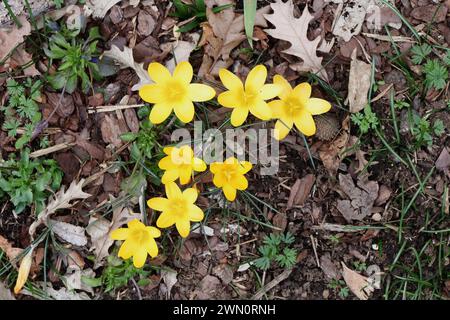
[372,213,382,222]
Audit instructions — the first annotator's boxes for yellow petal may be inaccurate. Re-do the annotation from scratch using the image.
[192,158,206,172]
[219,68,243,91]
[268,100,286,119]
[161,169,179,184]
[176,220,191,238]
[157,212,176,228]
[178,167,192,185]
[163,146,174,155]
[133,247,147,268]
[149,102,173,124]
[188,204,204,221]
[293,82,311,103]
[218,90,243,108]
[158,156,175,170]
[128,219,144,229]
[139,84,164,103]
[294,110,316,136]
[237,161,252,174]
[14,250,33,294]
[223,184,237,201]
[245,65,267,91]
[274,119,293,140]
[231,107,249,127]
[188,84,216,102]
[147,197,170,212]
[173,61,193,84]
[249,100,272,121]
[147,226,161,238]
[212,172,225,187]
[118,239,135,259]
[110,228,130,240]
[305,98,332,115]
[259,84,282,100]
[230,174,248,190]
[174,100,195,123]
[183,188,198,203]
[148,62,171,83]
[146,239,159,258]
[273,75,292,100]
[165,182,182,199]
[209,162,222,174]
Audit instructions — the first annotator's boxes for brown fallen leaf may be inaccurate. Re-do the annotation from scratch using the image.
[272,212,287,233]
[0,16,31,61]
[347,49,371,113]
[436,147,450,171]
[100,114,125,148]
[336,173,379,222]
[7,44,40,77]
[264,0,329,80]
[84,0,122,18]
[48,219,88,247]
[287,174,316,209]
[341,262,374,300]
[0,282,15,300]
[331,0,371,42]
[0,235,22,263]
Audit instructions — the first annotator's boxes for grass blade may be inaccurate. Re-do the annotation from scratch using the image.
[244,0,257,48]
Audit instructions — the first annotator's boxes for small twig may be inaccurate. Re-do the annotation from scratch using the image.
[310,235,321,268]
[87,104,145,114]
[29,142,75,158]
[130,278,143,300]
[251,268,293,300]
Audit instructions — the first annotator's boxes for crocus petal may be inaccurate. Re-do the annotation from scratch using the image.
[218,90,243,108]
[213,172,225,187]
[273,75,292,100]
[139,84,164,103]
[230,174,248,190]
[188,84,216,102]
[156,212,176,228]
[183,188,198,203]
[147,226,161,238]
[293,82,312,103]
[259,84,282,100]
[222,184,237,201]
[176,220,191,238]
[294,110,316,136]
[161,169,179,184]
[178,167,192,185]
[133,247,147,268]
[128,219,143,229]
[118,239,135,259]
[268,100,286,118]
[148,62,171,83]
[165,182,182,199]
[158,156,175,170]
[219,68,243,91]
[231,107,249,127]
[188,204,204,221]
[274,119,293,140]
[249,100,272,121]
[149,102,173,124]
[209,162,221,174]
[163,146,174,155]
[245,65,267,91]
[305,98,332,115]
[110,228,130,240]
[192,158,206,172]
[174,100,195,123]
[173,61,193,84]
[147,197,170,212]
[237,161,252,174]
[146,239,159,258]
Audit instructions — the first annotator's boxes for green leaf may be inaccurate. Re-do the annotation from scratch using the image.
[244,0,257,48]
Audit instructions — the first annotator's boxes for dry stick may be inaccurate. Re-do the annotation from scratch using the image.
[87,104,145,114]
[251,268,293,300]
[310,235,320,268]
[29,142,75,158]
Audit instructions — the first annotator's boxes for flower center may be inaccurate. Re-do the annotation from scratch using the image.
[166,81,187,101]
[222,166,238,182]
[286,96,304,117]
[130,229,150,245]
[169,198,188,217]
[242,89,258,105]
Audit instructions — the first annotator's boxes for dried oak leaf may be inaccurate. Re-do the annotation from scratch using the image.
[103,45,151,91]
[341,262,374,300]
[0,16,31,61]
[84,0,122,19]
[48,219,88,247]
[347,49,371,113]
[264,0,328,80]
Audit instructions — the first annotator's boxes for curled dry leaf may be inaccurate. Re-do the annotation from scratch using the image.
[14,249,33,294]
[160,269,178,299]
[84,0,122,19]
[347,49,371,113]
[287,174,316,209]
[165,34,200,73]
[0,16,31,61]
[341,262,374,300]
[103,45,151,91]
[264,0,329,80]
[48,219,88,247]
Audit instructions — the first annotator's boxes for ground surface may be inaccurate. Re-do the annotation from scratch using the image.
[0,0,449,300]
